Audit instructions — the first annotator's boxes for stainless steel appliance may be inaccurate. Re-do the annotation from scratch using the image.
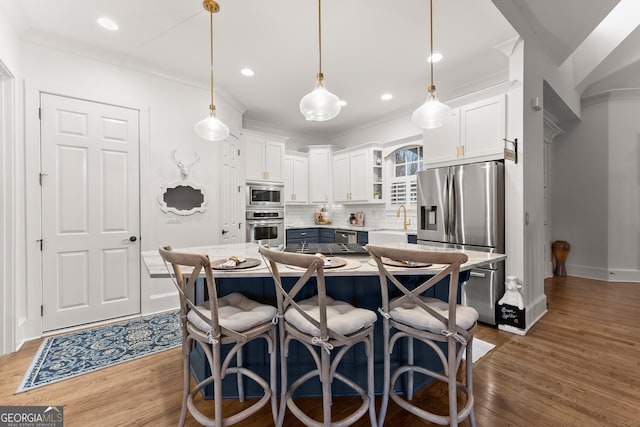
[246,209,285,249]
[417,160,505,324]
[283,242,368,256]
[246,182,284,209]
[335,229,358,244]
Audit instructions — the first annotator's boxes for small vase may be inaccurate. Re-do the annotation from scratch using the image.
[551,240,571,277]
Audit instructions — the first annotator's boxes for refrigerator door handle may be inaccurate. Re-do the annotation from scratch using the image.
[444,174,449,236]
[449,173,456,237]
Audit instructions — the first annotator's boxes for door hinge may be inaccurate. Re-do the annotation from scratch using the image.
[41,305,44,317]
[39,172,48,185]
[37,239,43,251]
[237,149,240,156]
[38,107,41,120]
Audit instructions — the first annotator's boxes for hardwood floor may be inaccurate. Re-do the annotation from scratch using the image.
[2,276,639,426]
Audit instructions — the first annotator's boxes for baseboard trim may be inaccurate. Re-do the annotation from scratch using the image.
[567,264,640,282]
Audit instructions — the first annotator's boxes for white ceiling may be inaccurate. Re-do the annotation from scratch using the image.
[3,0,637,138]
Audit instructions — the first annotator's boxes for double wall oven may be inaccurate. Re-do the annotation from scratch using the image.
[245,182,285,248]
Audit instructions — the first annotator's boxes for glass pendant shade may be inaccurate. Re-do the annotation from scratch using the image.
[412,89,451,129]
[196,0,228,142]
[300,77,342,121]
[413,0,450,130]
[195,111,229,141]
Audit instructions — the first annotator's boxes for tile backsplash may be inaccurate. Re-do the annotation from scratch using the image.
[285,203,417,230]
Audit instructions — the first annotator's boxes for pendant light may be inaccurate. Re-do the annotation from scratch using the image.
[299,0,342,121]
[412,0,451,129]
[195,0,229,141]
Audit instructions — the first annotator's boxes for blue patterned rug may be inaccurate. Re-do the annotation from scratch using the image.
[16,310,181,393]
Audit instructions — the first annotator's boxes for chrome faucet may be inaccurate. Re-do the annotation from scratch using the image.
[396,204,411,231]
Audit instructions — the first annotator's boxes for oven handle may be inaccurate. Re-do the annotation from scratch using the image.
[247,220,284,225]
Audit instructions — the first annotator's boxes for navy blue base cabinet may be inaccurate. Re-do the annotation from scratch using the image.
[191,270,470,399]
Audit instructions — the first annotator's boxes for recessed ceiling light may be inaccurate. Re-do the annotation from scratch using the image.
[340,100,347,106]
[427,52,443,63]
[97,17,119,31]
[240,68,255,77]
[381,93,393,101]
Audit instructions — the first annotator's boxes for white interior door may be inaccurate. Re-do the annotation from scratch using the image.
[220,134,243,244]
[40,93,140,331]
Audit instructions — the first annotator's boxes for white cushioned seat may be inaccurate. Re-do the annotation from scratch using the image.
[284,295,377,336]
[188,292,277,333]
[390,296,479,332]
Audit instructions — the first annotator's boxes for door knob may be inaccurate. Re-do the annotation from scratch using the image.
[129,236,137,242]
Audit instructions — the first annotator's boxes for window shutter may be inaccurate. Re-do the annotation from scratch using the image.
[390,181,406,205]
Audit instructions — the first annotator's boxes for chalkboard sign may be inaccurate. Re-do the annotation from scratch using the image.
[496,303,526,329]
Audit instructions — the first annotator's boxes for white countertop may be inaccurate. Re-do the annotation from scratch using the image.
[143,242,505,279]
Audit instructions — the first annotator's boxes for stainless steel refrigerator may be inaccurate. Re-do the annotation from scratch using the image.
[417,160,504,324]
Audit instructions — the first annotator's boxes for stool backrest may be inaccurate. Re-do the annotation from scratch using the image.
[158,246,222,340]
[259,245,349,343]
[366,244,468,334]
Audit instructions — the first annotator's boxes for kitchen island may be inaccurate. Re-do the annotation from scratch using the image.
[142,243,505,398]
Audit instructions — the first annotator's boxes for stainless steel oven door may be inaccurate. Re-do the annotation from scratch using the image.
[246,220,284,249]
[246,183,284,208]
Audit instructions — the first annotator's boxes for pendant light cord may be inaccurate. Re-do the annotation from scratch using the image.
[429,0,434,90]
[209,7,215,112]
[318,0,323,78]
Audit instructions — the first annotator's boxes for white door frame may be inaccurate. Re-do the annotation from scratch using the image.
[21,82,150,341]
[0,60,15,355]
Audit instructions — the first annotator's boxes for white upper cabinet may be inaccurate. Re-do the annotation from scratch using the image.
[423,94,506,168]
[308,147,332,203]
[243,130,287,182]
[460,94,506,160]
[332,145,382,203]
[333,152,351,202]
[284,153,309,204]
[423,108,461,165]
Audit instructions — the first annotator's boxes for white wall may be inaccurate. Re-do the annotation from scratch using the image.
[553,90,640,282]
[551,99,609,279]
[14,40,244,346]
[608,94,640,281]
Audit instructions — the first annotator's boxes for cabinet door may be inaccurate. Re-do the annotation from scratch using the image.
[460,95,505,160]
[333,153,350,202]
[264,140,285,181]
[292,156,308,203]
[423,108,460,167]
[349,150,368,201]
[284,155,309,203]
[245,135,266,181]
[283,156,294,202]
[309,150,332,203]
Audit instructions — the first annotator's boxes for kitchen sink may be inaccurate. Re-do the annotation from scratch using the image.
[367,229,409,245]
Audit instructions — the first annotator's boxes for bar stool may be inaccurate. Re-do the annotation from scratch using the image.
[366,244,478,427]
[259,245,378,427]
[159,246,278,427]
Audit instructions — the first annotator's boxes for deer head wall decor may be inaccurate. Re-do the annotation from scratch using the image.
[170,149,200,180]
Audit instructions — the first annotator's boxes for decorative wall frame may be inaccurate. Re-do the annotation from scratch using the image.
[158,181,207,215]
